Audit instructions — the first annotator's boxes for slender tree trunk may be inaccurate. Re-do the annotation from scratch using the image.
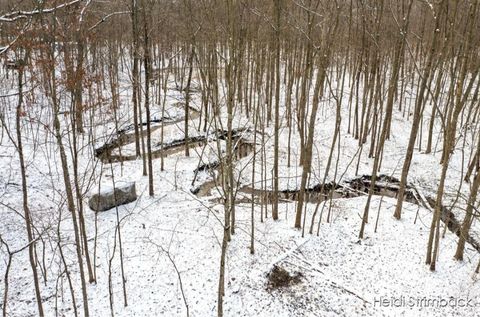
[394,0,444,219]
[295,7,339,228]
[16,63,45,317]
[143,0,154,196]
[132,0,141,157]
[50,57,90,317]
[427,1,478,270]
[360,0,412,237]
[454,165,480,260]
[272,0,281,220]
[184,46,195,157]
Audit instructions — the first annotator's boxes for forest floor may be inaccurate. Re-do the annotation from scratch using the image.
[1,73,479,316]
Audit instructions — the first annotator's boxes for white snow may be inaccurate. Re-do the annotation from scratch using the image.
[0,60,479,317]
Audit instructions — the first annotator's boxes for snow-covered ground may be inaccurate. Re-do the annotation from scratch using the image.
[1,65,479,316]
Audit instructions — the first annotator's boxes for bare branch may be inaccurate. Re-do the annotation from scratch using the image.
[88,11,132,32]
[0,0,82,23]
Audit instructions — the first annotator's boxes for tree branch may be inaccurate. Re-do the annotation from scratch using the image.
[0,0,82,23]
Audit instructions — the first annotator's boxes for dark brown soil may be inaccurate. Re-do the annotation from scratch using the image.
[267,265,303,290]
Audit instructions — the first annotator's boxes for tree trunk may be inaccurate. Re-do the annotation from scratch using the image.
[16,63,45,317]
